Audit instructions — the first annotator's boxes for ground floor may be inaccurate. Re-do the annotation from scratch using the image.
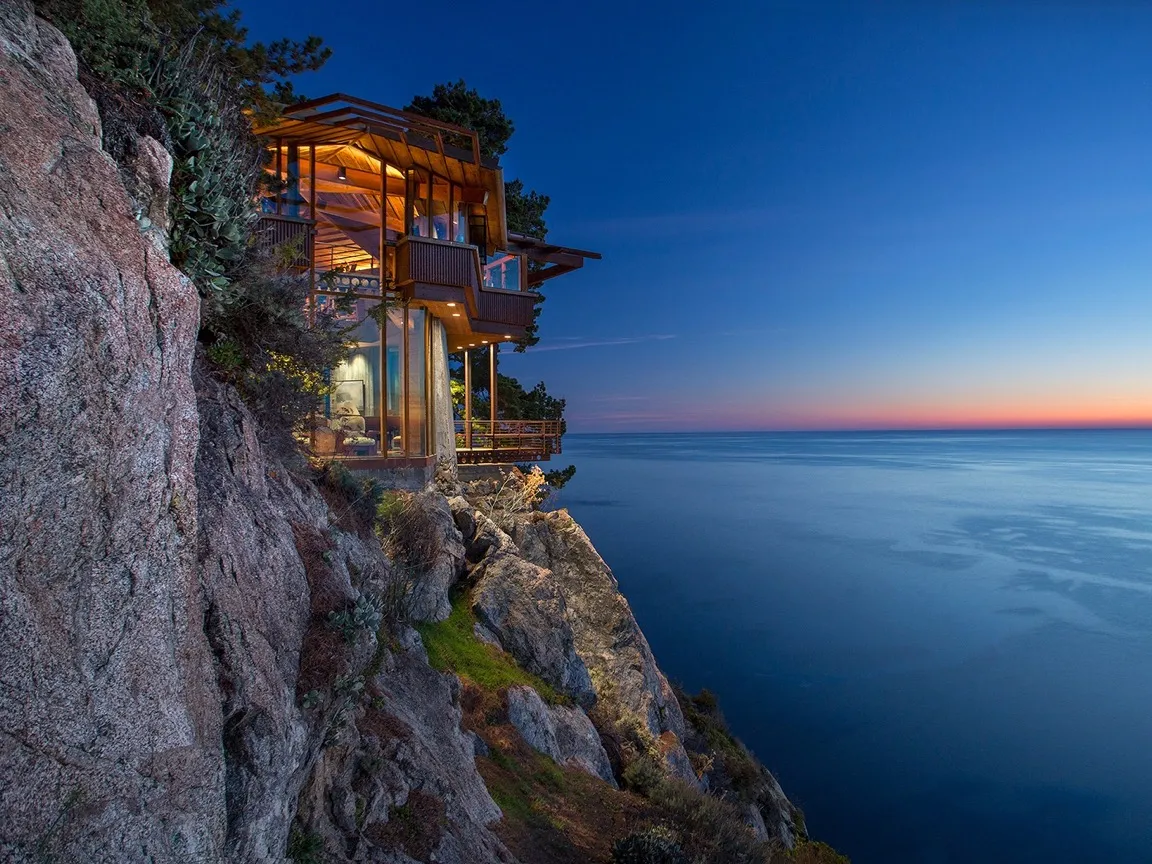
[305,292,560,474]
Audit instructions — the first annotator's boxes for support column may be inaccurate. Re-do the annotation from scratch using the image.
[464,349,472,451]
[489,343,498,429]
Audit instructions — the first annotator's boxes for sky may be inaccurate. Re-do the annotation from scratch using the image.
[241,0,1152,432]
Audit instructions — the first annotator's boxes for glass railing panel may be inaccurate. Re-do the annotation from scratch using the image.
[482,251,523,291]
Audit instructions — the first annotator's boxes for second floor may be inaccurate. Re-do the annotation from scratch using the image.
[253,94,598,346]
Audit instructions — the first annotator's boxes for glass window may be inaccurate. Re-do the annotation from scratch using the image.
[452,188,468,243]
[406,308,427,456]
[431,176,450,240]
[327,300,381,456]
[385,306,405,456]
[482,251,523,291]
[406,169,428,237]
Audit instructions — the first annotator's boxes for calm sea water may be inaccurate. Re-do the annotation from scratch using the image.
[551,430,1152,864]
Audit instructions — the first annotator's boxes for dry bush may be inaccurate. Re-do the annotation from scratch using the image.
[291,522,352,700]
[464,466,549,527]
[377,492,444,574]
[648,780,777,864]
[363,790,447,861]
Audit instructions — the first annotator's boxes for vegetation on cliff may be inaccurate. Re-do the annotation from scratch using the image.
[32,0,348,450]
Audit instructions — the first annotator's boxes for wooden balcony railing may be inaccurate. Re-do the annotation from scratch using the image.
[397,236,480,301]
[256,213,313,268]
[477,290,537,329]
[397,236,541,331]
[455,419,563,464]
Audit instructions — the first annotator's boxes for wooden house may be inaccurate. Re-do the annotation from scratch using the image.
[253,94,598,478]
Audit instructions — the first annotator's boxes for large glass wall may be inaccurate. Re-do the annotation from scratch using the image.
[406,307,427,456]
[309,299,430,460]
[385,307,405,456]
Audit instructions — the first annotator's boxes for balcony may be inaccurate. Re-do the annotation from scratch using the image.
[455,419,563,464]
[477,290,537,329]
[397,236,539,335]
[256,213,313,268]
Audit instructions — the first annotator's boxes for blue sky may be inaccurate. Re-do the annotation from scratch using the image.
[242,0,1152,431]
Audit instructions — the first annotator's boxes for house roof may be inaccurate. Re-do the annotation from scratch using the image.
[507,233,603,286]
[256,93,507,246]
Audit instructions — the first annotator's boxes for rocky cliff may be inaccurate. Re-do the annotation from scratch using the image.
[0,5,809,862]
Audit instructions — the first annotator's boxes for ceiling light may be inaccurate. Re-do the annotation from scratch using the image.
[452,313,461,317]
[337,166,347,181]
[504,335,512,339]
[446,302,456,307]
[469,343,475,347]
[481,340,488,344]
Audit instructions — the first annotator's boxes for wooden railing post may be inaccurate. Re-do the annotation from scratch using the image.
[489,343,498,428]
[464,349,472,451]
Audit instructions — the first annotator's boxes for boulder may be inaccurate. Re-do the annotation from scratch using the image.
[471,554,596,707]
[404,492,466,623]
[506,511,696,782]
[505,687,616,786]
[0,5,215,859]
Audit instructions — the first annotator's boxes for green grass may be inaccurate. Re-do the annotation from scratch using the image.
[416,592,565,704]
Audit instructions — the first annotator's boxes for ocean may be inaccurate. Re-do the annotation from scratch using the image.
[550,430,1152,864]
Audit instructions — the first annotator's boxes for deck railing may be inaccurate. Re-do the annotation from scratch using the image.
[397,236,481,294]
[455,419,563,464]
[256,213,313,267]
[476,290,537,328]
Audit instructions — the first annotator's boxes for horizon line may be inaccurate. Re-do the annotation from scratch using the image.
[565,424,1152,435]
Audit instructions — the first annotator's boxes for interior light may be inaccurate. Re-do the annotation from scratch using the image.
[337,166,347,181]
[446,302,456,307]
[452,313,461,317]
[481,340,488,344]
[504,334,512,339]
[469,343,475,347]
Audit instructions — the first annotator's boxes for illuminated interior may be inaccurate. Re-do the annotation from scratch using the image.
[313,296,430,458]
[263,143,488,282]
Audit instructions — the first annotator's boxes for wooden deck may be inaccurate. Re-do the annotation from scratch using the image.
[455,419,562,464]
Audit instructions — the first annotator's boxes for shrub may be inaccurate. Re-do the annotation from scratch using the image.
[376,492,444,574]
[286,826,324,864]
[328,594,383,644]
[363,790,446,861]
[152,43,262,306]
[317,461,385,531]
[465,466,548,526]
[650,780,774,864]
[612,826,687,864]
[621,755,664,797]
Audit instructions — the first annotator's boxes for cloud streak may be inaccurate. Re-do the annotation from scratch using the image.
[527,334,677,352]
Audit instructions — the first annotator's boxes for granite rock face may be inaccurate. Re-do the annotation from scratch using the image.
[295,628,511,864]
[0,4,215,859]
[471,551,597,708]
[505,686,616,786]
[0,8,512,861]
[506,510,697,782]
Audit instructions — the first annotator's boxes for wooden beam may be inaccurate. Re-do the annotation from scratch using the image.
[527,263,581,286]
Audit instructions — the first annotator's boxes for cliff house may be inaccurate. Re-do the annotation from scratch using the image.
[253,94,598,478]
